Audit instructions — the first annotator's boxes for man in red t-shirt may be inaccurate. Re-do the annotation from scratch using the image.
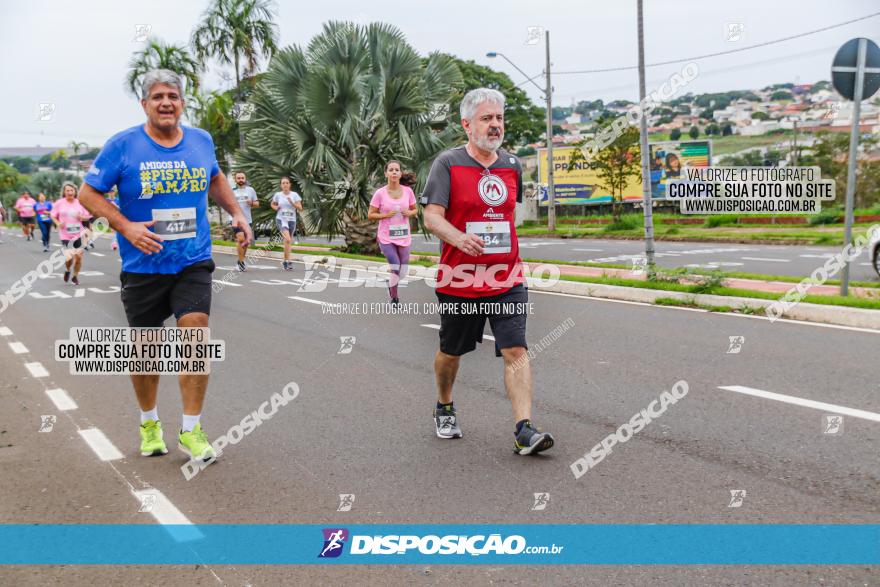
[422,88,555,455]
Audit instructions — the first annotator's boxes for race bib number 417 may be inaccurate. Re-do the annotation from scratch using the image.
[152,207,197,240]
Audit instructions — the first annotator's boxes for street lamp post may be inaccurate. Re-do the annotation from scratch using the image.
[487,33,556,231]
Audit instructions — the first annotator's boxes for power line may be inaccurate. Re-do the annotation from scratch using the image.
[553,45,838,102]
[554,11,880,75]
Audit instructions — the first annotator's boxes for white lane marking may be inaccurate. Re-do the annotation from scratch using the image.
[712,310,880,334]
[45,388,78,411]
[531,290,880,333]
[799,254,834,259]
[78,428,124,461]
[0,327,13,336]
[24,362,49,378]
[685,262,743,268]
[74,289,85,298]
[90,252,105,257]
[718,385,880,423]
[216,265,276,271]
[420,323,495,341]
[288,295,333,306]
[741,257,790,263]
[212,279,243,287]
[131,489,200,533]
[572,248,603,252]
[9,341,28,354]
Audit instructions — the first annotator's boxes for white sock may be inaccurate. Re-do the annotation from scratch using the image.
[140,407,158,424]
[181,413,201,432]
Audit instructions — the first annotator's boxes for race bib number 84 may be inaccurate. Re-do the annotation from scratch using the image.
[466,221,511,254]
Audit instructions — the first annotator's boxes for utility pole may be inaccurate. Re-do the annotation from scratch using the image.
[636,0,655,276]
[545,30,556,232]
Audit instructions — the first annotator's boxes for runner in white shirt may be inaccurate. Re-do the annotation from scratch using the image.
[270,177,303,271]
[231,171,259,271]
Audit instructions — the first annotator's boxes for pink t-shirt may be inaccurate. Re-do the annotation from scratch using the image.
[51,198,90,240]
[370,186,416,246]
[15,196,36,217]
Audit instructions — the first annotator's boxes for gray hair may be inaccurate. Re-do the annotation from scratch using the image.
[460,88,505,121]
[141,69,184,100]
[60,182,78,197]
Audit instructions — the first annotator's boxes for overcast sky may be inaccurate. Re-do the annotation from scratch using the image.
[1,0,877,148]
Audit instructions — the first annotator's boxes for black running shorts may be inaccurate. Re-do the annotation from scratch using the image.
[436,284,529,357]
[120,259,215,327]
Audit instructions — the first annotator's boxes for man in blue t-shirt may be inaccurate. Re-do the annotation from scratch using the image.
[79,69,252,466]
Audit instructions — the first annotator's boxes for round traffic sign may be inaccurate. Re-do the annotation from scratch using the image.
[831,38,880,101]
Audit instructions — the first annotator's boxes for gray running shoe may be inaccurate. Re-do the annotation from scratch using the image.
[514,421,555,455]
[433,406,462,439]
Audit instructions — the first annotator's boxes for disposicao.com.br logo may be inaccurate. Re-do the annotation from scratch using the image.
[318,529,563,558]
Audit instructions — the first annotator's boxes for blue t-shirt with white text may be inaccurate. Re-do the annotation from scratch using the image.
[84,125,220,274]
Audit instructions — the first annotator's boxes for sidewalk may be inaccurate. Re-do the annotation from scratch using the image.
[532,262,878,299]
[235,241,878,299]
[212,243,880,330]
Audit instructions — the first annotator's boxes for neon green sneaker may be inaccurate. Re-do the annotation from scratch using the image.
[140,420,168,456]
[178,423,216,462]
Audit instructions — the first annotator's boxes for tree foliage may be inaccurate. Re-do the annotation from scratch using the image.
[126,37,202,100]
[570,126,640,222]
[237,22,464,252]
[443,56,545,148]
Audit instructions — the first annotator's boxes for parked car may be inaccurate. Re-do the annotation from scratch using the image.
[871,225,880,278]
[253,220,278,240]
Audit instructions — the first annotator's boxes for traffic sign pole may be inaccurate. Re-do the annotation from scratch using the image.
[840,39,866,296]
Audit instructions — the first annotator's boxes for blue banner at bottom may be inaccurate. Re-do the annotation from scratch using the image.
[1,524,877,565]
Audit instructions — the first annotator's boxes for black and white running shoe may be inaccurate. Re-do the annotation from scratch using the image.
[433,406,462,439]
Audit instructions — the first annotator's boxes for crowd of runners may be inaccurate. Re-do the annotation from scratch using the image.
[6,185,119,284]
[8,67,555,468]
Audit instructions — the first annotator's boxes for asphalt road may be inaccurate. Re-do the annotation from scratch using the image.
[1,235,878,585]
[294,232,880,282]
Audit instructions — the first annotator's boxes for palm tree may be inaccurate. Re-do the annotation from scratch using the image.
[191,0,278,103]
[68,141,88,176]
[126,37,201,101]
[68,141,87,159]
[189,91,239,170]
[236,21,463,253]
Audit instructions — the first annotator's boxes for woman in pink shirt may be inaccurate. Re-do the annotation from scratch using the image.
[50,182,90,285]
[14,191,37,241]
[367,160,418,303]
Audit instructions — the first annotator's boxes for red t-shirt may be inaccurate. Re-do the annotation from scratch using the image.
[422,146,524,298]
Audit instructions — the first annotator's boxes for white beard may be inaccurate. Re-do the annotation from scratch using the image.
[474,134,503,152]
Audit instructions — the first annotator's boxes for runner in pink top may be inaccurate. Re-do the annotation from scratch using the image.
[14,191,37,241]
[368,160,418,303]
[50,182,90,285]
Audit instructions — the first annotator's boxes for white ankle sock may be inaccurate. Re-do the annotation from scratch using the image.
[140,407,158,424]
[181,413,201,432]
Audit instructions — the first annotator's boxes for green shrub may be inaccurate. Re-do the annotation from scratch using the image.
[650,267,725,294]
[809,207,842,225]
[603,214,640,232]
[704,215,737,228]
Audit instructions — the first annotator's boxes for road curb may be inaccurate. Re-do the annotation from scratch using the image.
[212,245,880,330]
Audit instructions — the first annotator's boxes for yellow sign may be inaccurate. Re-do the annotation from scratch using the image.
[537,147,641,205]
